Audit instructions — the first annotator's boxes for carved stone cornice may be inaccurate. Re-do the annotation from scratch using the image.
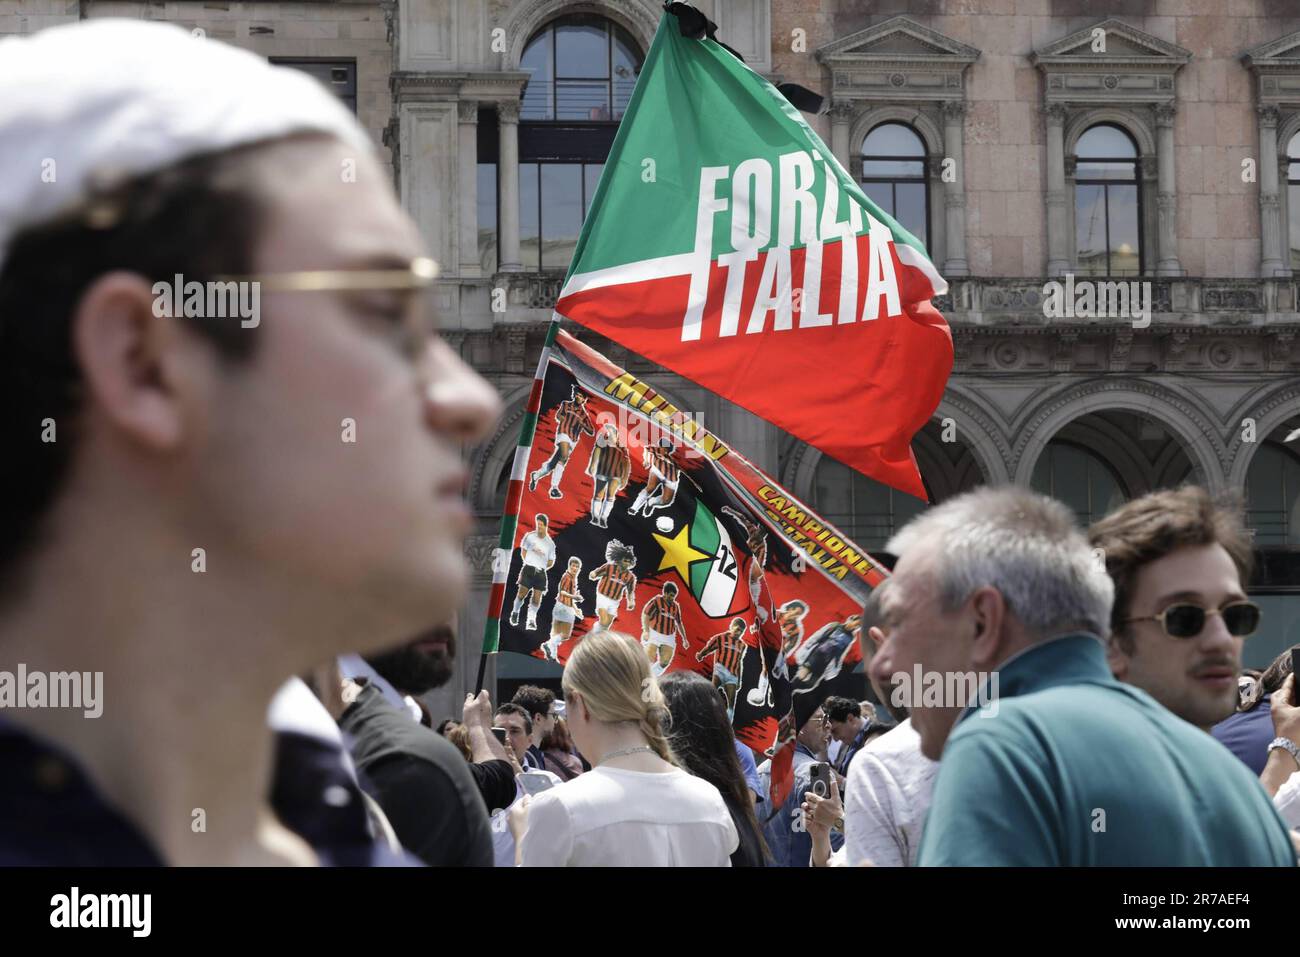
[816,15,978,103]
[465,535,499,584]
[457,99,479,124]
[497,100,520,124]
[1033,19,1187,107]
[1110,329,1134,371]
[504,327,528,374]
[390,70,530,105]
[829,99,857,123]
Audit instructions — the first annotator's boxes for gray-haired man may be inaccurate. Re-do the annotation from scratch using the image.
[870,487,1293,866]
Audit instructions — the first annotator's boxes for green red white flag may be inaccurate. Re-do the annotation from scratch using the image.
[555,8,952,499]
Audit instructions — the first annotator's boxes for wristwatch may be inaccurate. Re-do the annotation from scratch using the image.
[1267,736,1300,769]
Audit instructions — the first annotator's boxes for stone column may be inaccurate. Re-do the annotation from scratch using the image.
[1258,106,1286,278]
[457,100,480,278]
[1154,104,1181,277]
[941,100,970,277]
[1044,103,1070,277]
[497,100,522,273]
[829,100,855,176]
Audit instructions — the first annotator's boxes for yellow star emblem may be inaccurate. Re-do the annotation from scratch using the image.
[652,524,710,583]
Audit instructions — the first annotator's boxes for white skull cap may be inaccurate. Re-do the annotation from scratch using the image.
[0,18,375,273]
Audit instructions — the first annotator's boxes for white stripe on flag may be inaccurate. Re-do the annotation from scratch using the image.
[559,252,697,300]
[510,445,531,483]
[896,243,949,297]
[560,242,947,305]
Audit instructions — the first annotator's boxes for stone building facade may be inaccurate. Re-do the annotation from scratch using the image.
[6,1,1300,716]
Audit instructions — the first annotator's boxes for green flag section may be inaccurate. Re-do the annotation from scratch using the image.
[556,8,952,500]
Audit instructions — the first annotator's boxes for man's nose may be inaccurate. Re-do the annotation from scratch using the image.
[1196,609,1240,658]
[421,338,502,443]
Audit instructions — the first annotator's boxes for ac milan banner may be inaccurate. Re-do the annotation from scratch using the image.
[555,9,952,500]
[494,329,887,805]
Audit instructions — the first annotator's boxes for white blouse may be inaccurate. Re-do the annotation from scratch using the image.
[519,766,738,867]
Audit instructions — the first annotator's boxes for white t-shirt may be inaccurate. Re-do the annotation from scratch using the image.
[520,531,555,570]
[491,771,563,867]
[842,718,938,867]
[519,766,738,866]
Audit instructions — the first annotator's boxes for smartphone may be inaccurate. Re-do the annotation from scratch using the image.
[491,726,507,744]
[808,761,832,799]
[1291,648,1300,704]
[519,771,555,796]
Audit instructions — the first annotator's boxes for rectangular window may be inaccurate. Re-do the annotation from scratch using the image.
[519,162,540,271]
[477,163,497,274]
[1075,184,1106,277]
[1290,183,1300,270]
[269,58,357,114]
[540,164,583,269]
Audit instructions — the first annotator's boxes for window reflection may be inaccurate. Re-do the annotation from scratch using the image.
[860,123,928,248]
[520,15,641,122]
[1288,133,1300,271]
[514,16,643,272]
[1247,441,1300,547]
[1074,124,1141,276]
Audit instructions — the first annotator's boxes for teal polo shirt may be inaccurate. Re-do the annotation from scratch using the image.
[917,633,1296,866]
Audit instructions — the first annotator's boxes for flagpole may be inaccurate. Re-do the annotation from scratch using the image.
[476,313,564,693]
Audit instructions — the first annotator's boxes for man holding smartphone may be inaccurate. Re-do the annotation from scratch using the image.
[490,703,561,866]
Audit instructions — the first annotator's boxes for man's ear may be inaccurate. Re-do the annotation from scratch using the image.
[1106,633,1130,680]
[968,586,1007,667]
[71,271,189,451]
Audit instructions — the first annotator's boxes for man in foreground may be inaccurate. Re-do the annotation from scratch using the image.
[0,20,500,865]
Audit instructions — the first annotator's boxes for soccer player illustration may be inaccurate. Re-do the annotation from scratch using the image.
[585,423,631,528]
[718,506,785,711]
[772,599,810,679]
[791,613,862,691]
[628,436,680,517]
[641,581,688,678]
[696,617,747,721]
[540,556,583,662]
[509,513,555,631]
[529,386,595,500]
[588,539,638,633]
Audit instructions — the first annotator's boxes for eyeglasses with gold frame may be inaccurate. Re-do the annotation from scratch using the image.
[214,256,439,292]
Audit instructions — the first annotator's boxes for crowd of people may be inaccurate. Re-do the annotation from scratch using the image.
[0,20,1297,867]
[309,487,1300,868]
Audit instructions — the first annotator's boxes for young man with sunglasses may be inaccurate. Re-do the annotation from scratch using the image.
[1089,486,1261,732]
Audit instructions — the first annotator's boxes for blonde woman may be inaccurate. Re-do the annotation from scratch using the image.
[510,631,738,866]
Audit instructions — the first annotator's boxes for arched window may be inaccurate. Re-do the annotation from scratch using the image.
[1030,442,1127,528]
[1247,441,1300,547]
[516,15,643,271]
[1288,133,1300,270]
[1074,124,1141,276]
[812,455,929,552]
[860,123,928,248]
